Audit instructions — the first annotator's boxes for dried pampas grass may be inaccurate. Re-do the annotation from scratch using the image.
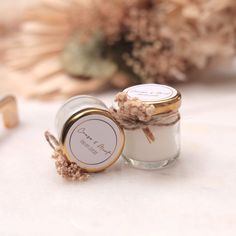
[2,0,236,100]
[1,0,109,100]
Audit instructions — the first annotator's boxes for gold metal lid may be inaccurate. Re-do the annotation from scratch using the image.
[124,84,181,115]
[61,108,125,172]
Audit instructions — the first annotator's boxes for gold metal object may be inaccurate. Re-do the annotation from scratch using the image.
[61,108,125,173]
[125,88,182,115]
[0,95,19,129]
[150,91,181,115]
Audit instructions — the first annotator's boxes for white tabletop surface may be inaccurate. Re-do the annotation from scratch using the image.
[1,76,236,236]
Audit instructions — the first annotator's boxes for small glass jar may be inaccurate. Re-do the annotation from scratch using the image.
[55,95,125,172]
[118,84,181,170]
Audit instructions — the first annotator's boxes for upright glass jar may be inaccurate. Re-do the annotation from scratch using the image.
[118,84,181,170]
[55,95,125,172]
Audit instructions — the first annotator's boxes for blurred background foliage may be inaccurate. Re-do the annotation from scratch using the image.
[1,0,236,100]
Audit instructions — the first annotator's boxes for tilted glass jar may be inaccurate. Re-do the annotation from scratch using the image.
[55,95,125,172]
[116,84,182,170]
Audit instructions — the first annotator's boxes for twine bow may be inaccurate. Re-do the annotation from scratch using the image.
[44,131,89,181]
[109,92,180,143]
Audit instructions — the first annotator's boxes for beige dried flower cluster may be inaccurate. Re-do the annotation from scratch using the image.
[110,91,180,143]
[45,131,89,181]
[52,148,89,181]
[74,0,236,83]
[123,0,236,83]
[111,92,156,129]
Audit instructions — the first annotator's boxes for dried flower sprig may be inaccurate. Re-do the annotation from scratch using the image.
[45,131,89,181]
[113,92,156,123]
[110,91,180,143]
[123,0,236,83]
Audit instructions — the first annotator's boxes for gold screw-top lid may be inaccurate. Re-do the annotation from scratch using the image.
[123,84,181,115]
[61,108,125,172]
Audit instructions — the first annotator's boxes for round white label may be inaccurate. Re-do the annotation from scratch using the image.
[124,84,177,102]
[64,114,123,171]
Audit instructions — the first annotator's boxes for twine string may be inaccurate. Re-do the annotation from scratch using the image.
[110,92,180,143]
[45,131,60,151]
[44,131,89,181]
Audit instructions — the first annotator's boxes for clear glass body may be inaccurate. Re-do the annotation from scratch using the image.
[122,113,180,170]
[55,95,107,140]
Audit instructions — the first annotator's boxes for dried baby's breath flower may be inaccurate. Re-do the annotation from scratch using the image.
[45,131,89,181]
[110,91,180,143]
[111,92,156,127]
[123,0,236,83]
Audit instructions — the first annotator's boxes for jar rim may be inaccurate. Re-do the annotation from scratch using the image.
[123,84,181,115]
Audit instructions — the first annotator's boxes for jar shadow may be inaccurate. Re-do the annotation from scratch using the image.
[108,153,194,185]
